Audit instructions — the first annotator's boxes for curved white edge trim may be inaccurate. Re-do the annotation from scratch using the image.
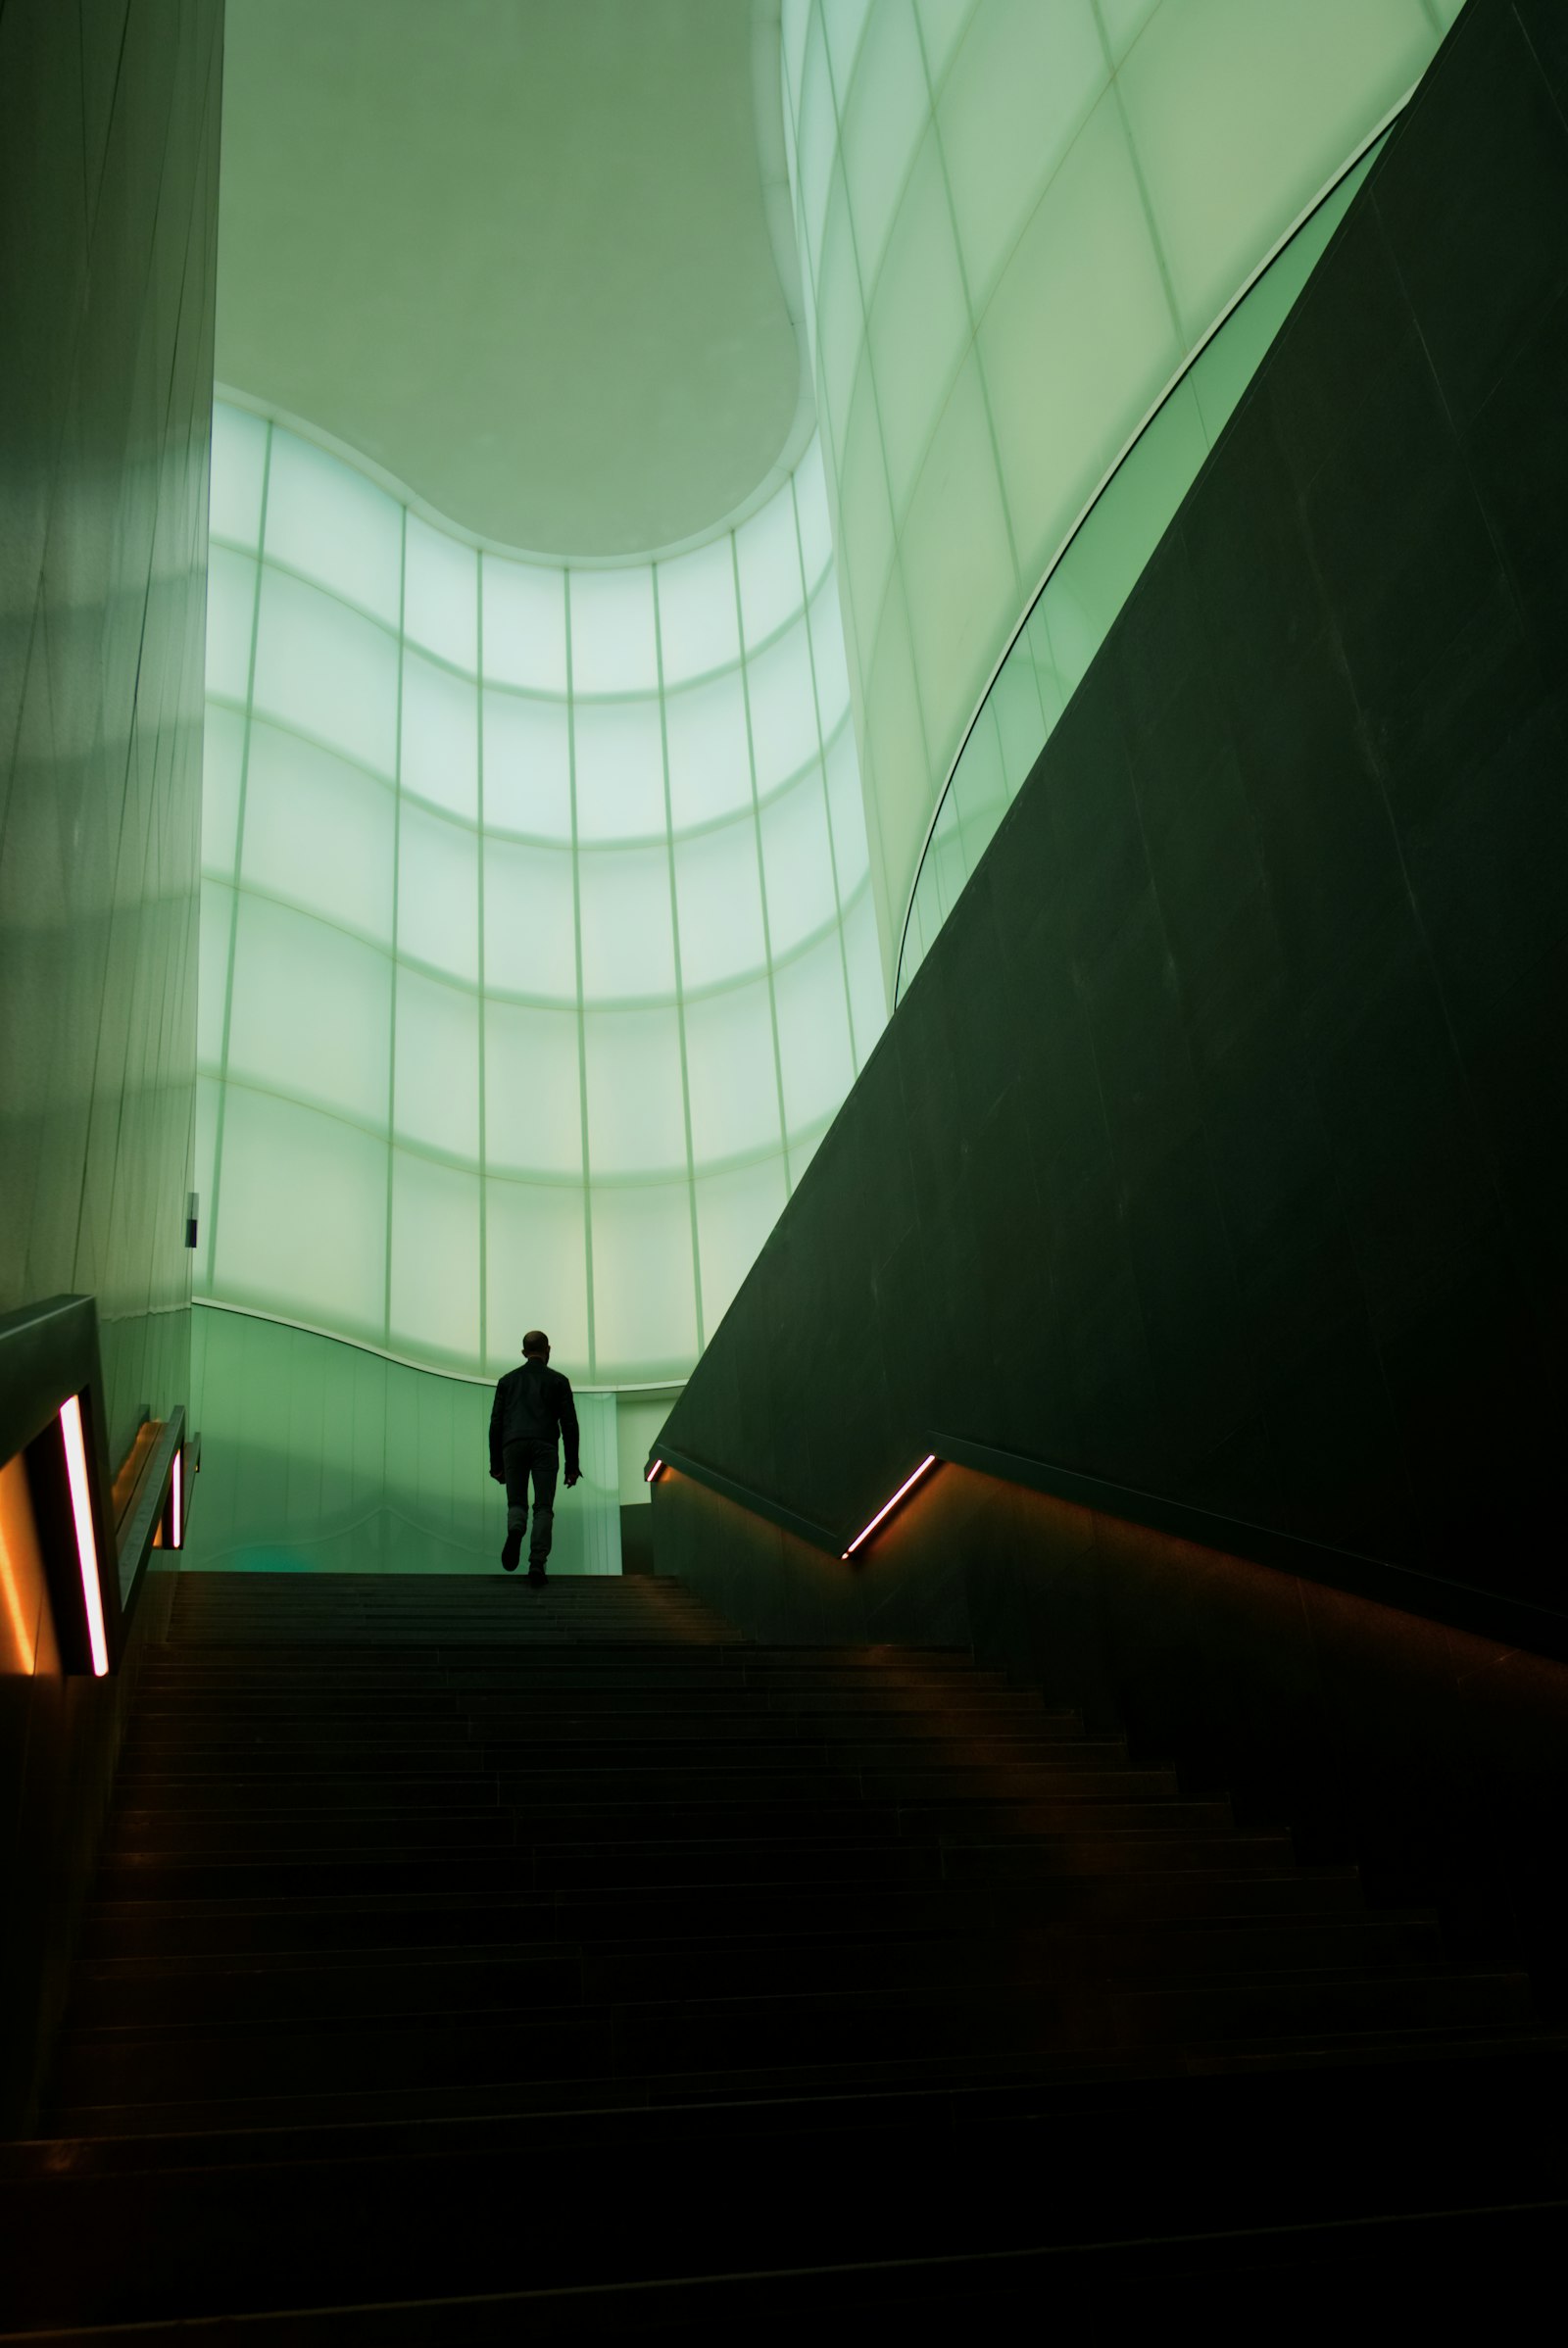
[192,1296,689,1399]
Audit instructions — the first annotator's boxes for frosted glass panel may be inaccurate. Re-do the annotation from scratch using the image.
[748,616,821,792]
[808,575,853,737]
[657,539,741,684]
[401,652,478,821]
[397,804,477,983]
[695,1158,789,1332]
[253,567,398,779]
[590,1185,698,1375]
[242,723,395,946]
[394,968,479,1159]
[483,693,571,842]
[226,893,390,1129]
[761,769,839,954]
[683,981,782,1165]
[203,402,867,1387]
[674,818,768,990]
[209,403,269,548]
[202,703,245,875]
[794,436,833,590]
[843,888,887,1065]
[774,930,855,1133]
[573,699,666,843]
[868,130,968,520]
[584,1006,687,1175]
[197,880,233,1068]
[736,486,805,651]
[665,671,754,831]
[939,0,1104,309]
[482,558,567,692]
[485,1181,590,1379]
[389,1152,480,1358]
[842,0,927,293]
[578,848,675,1001]
[825,723,870,896]
[485,1000,582,1177]
[213,1087,387,1337]
[205,545,258,704]
[404,512,476,670]
[265,426,401,624]
[483,838,577,999]
[569,567,658,695]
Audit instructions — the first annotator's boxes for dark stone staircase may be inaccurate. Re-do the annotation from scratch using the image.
[2,1572,1563,2336]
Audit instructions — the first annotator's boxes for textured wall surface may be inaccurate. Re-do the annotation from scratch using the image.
[662,0,1568,1620]
[1,0,220,1463]
[0,0,220,2131]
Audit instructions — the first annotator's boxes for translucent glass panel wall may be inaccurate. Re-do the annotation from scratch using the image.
[780,0,1457,977]
[182,1304,621,1574]
[200,404,882,1387]
[898,133,1386,997]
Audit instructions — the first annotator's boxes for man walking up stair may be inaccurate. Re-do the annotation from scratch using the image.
[489,1329,580,1580]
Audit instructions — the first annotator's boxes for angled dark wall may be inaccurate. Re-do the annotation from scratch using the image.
[0,0,220,2131]
[660,0,1568,1622]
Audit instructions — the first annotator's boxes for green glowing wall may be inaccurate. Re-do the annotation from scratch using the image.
[198,407,881,1388]
[781,0,1464,976]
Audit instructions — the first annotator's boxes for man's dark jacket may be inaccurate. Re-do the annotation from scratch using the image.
[489,1359,580,1480]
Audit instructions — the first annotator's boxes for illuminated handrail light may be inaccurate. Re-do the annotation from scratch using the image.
[60,1394,109,1678]
[842,1454,938,1560]
[171,1444,183,1549]
[645,1458,663,1485]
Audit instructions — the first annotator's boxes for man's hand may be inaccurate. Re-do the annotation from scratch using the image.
[564,1470,580,1489]
[489,1467,504,1484]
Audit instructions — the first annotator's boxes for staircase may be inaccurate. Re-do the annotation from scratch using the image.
[2,1571,1563,2336]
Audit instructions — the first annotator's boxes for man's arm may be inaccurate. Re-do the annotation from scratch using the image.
[557,1374,580,1486]
[488,1381,506,1481]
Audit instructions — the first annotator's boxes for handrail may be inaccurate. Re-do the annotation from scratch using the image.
[649,1423,1568,1666]
[648,1441,841,1556]
[0,1294,187,1673]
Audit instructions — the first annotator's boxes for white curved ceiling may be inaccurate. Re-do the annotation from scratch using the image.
[216,0,805,555]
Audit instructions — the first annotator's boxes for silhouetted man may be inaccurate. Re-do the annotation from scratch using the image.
[489,1330,580,1581]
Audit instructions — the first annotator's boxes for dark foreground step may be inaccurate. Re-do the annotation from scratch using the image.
[8,2052,1567,2336]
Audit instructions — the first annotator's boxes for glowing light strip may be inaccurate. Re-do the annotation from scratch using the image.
[645,1458,663,1484]
[171,1445,183,1549]
[60,1395,109,1677]
[842,1455,938,1559]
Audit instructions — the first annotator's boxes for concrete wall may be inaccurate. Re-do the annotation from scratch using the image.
[659,0,1568,1625]
[0,0,221,2130]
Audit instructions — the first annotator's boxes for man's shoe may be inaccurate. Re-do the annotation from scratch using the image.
[526,1567,546,1586]
[501,1528,522,1573]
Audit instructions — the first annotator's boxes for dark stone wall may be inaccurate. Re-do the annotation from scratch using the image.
[0,0,221,2130]
[660,0,1568,1622]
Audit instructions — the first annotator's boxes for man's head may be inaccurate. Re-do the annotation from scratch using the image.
[521,1330,550,1361]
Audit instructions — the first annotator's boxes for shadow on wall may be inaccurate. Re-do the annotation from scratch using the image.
[655,1460,1568,2015]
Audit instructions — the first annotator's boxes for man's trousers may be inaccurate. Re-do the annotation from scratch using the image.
[502,1439,560,1569]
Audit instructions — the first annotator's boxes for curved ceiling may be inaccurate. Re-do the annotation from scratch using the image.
[216,0,805,556]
